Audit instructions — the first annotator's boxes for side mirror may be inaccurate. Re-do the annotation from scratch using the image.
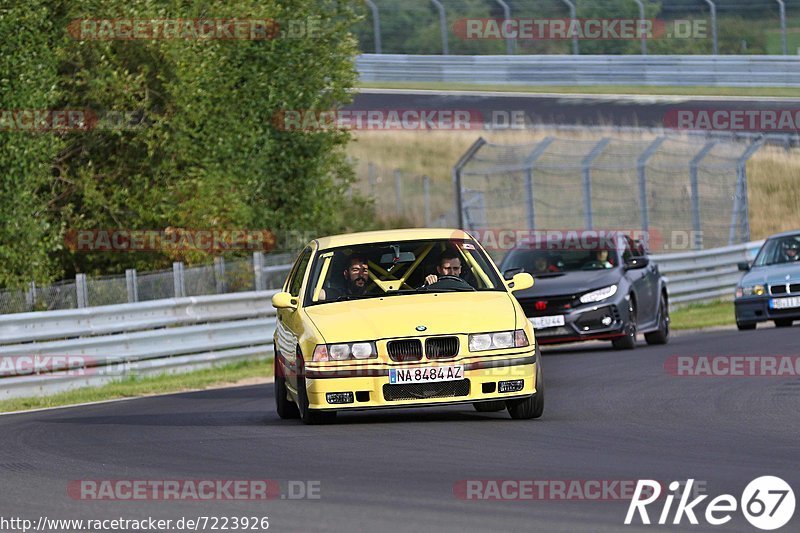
[503,267,523,281]
[625,256,650,270]
[271,291,298,310]
[506,272,534,292]
[737,261,751,272]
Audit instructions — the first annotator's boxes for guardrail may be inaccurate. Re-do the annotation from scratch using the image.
[654,241,764,306]
[356,54,800,87]
[0,291,278,400]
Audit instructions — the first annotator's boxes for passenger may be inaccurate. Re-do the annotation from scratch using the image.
[590,250,614,269]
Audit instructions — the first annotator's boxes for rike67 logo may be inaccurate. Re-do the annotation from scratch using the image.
[625,477,795,530]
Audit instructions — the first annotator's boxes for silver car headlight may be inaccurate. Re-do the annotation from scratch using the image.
[469,330,529,352]
[313,342,378,362]
[579,285,618,304]
[736,284,765,298]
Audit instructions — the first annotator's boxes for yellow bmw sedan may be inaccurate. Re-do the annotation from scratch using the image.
[271,228,543,424]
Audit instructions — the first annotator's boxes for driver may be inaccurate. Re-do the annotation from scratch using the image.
[321,255,370,300]
[781,240,799,262]
[425,252,462,285]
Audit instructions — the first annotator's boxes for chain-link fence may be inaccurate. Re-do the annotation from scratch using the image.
[0,254,294,315]
[454,134,764,252]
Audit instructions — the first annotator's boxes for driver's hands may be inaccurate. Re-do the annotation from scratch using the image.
[425,274,439,285]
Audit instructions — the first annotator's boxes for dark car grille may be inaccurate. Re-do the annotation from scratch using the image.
[387,339,423,362]
[520,296,577,317]
[425,336,459,359]
[770,283,800,295]
[383,379,470,401]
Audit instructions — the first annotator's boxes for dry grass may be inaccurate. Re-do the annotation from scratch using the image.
[346,129,800,240]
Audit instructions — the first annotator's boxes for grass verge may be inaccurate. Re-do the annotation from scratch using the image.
[670,301,735,331]
[0,358,272,414]
[358,82,800,98]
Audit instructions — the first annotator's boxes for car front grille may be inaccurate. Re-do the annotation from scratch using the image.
[387,339,423,362]
[520,296,577,317]
[770,283,800,295]
[383,379,470,401]
[425,336,459,359]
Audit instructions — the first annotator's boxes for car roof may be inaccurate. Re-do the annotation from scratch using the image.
[766,229,800,240]
[313,228,472,250]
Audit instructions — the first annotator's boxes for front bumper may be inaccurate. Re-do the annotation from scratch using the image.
[303,349,537,411]
[527,301,629,345]
[735,295,800,324]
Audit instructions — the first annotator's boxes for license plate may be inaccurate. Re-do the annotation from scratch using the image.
[389,365,463,384]
[770,296,800,310]
[530,315,566,329]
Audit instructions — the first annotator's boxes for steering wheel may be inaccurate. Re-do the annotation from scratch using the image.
[425,275,476,291]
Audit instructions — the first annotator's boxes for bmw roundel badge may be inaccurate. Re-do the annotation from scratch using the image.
[416,325,427,332]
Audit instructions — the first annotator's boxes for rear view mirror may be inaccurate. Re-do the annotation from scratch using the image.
[379,251,416,264]
[737,261,751,272]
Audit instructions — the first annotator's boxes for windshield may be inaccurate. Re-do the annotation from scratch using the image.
[753,235,800,266]
[304,238,504,305]
[503,247,620,274]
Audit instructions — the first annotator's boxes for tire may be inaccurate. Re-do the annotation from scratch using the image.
[612,297,637,350]
[506,347,544,420]
[774,319,794,328]
[274,356,300,419]
[473,401,506,412]
[737,322,756,331]
[297,355,336,425]
[644,296,670,345]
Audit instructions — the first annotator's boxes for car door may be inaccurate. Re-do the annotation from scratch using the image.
[276,247,313,391]
[636,239,661,321]
[621,236,653,323]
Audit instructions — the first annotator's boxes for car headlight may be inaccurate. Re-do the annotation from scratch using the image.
[737,284,765,298]
[313,342,378,362]
[579,285,618,304]
[469,330,529,352]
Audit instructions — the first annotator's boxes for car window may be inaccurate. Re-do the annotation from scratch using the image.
[621,236,634,263]
[287,248,312,297]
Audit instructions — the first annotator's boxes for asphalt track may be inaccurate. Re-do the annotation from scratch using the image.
[350,89,800,130]
[1,326,799,532]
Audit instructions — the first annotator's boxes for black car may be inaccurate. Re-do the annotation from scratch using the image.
[499,233,669,349]
[734,230,800,330]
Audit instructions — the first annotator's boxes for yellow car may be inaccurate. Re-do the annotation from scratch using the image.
[271,228,543,424]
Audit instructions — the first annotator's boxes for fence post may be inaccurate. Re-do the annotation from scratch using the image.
[76,274,89,308]
[523,137,556,231]
[364,0,381,54]
[581,138,611,230]
[634,0,647,55]
[368,162,377,198]
[637,137,666,239]
[776,0,788,55]
[560,0,579,55]
[690,142,716,250]
[214,257,227,294]
[25,282,36,311]
[453,138,487,229]
[173,262,186,298]
[423,175,431,226]
[394,169,403,217]
[703,0,718,55]
[730,138,763,245]
[431,0,449,55]
[493,1,515,55]
[253,252,265,291]
[125,269,139,303]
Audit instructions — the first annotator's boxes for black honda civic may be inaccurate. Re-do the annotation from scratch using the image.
[499,233,670,349]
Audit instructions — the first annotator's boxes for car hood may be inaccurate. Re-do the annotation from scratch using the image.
[512,269,621,299]
[304,291,517,343]
[740,263,800,286]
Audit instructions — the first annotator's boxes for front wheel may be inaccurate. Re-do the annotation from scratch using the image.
[737,322,756,331]
[506,347,544,420]
[612,297,637,350]
[275,357,300,419]
[297,356,336,425]
[644,296,670,345]
[774,319,794,328]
